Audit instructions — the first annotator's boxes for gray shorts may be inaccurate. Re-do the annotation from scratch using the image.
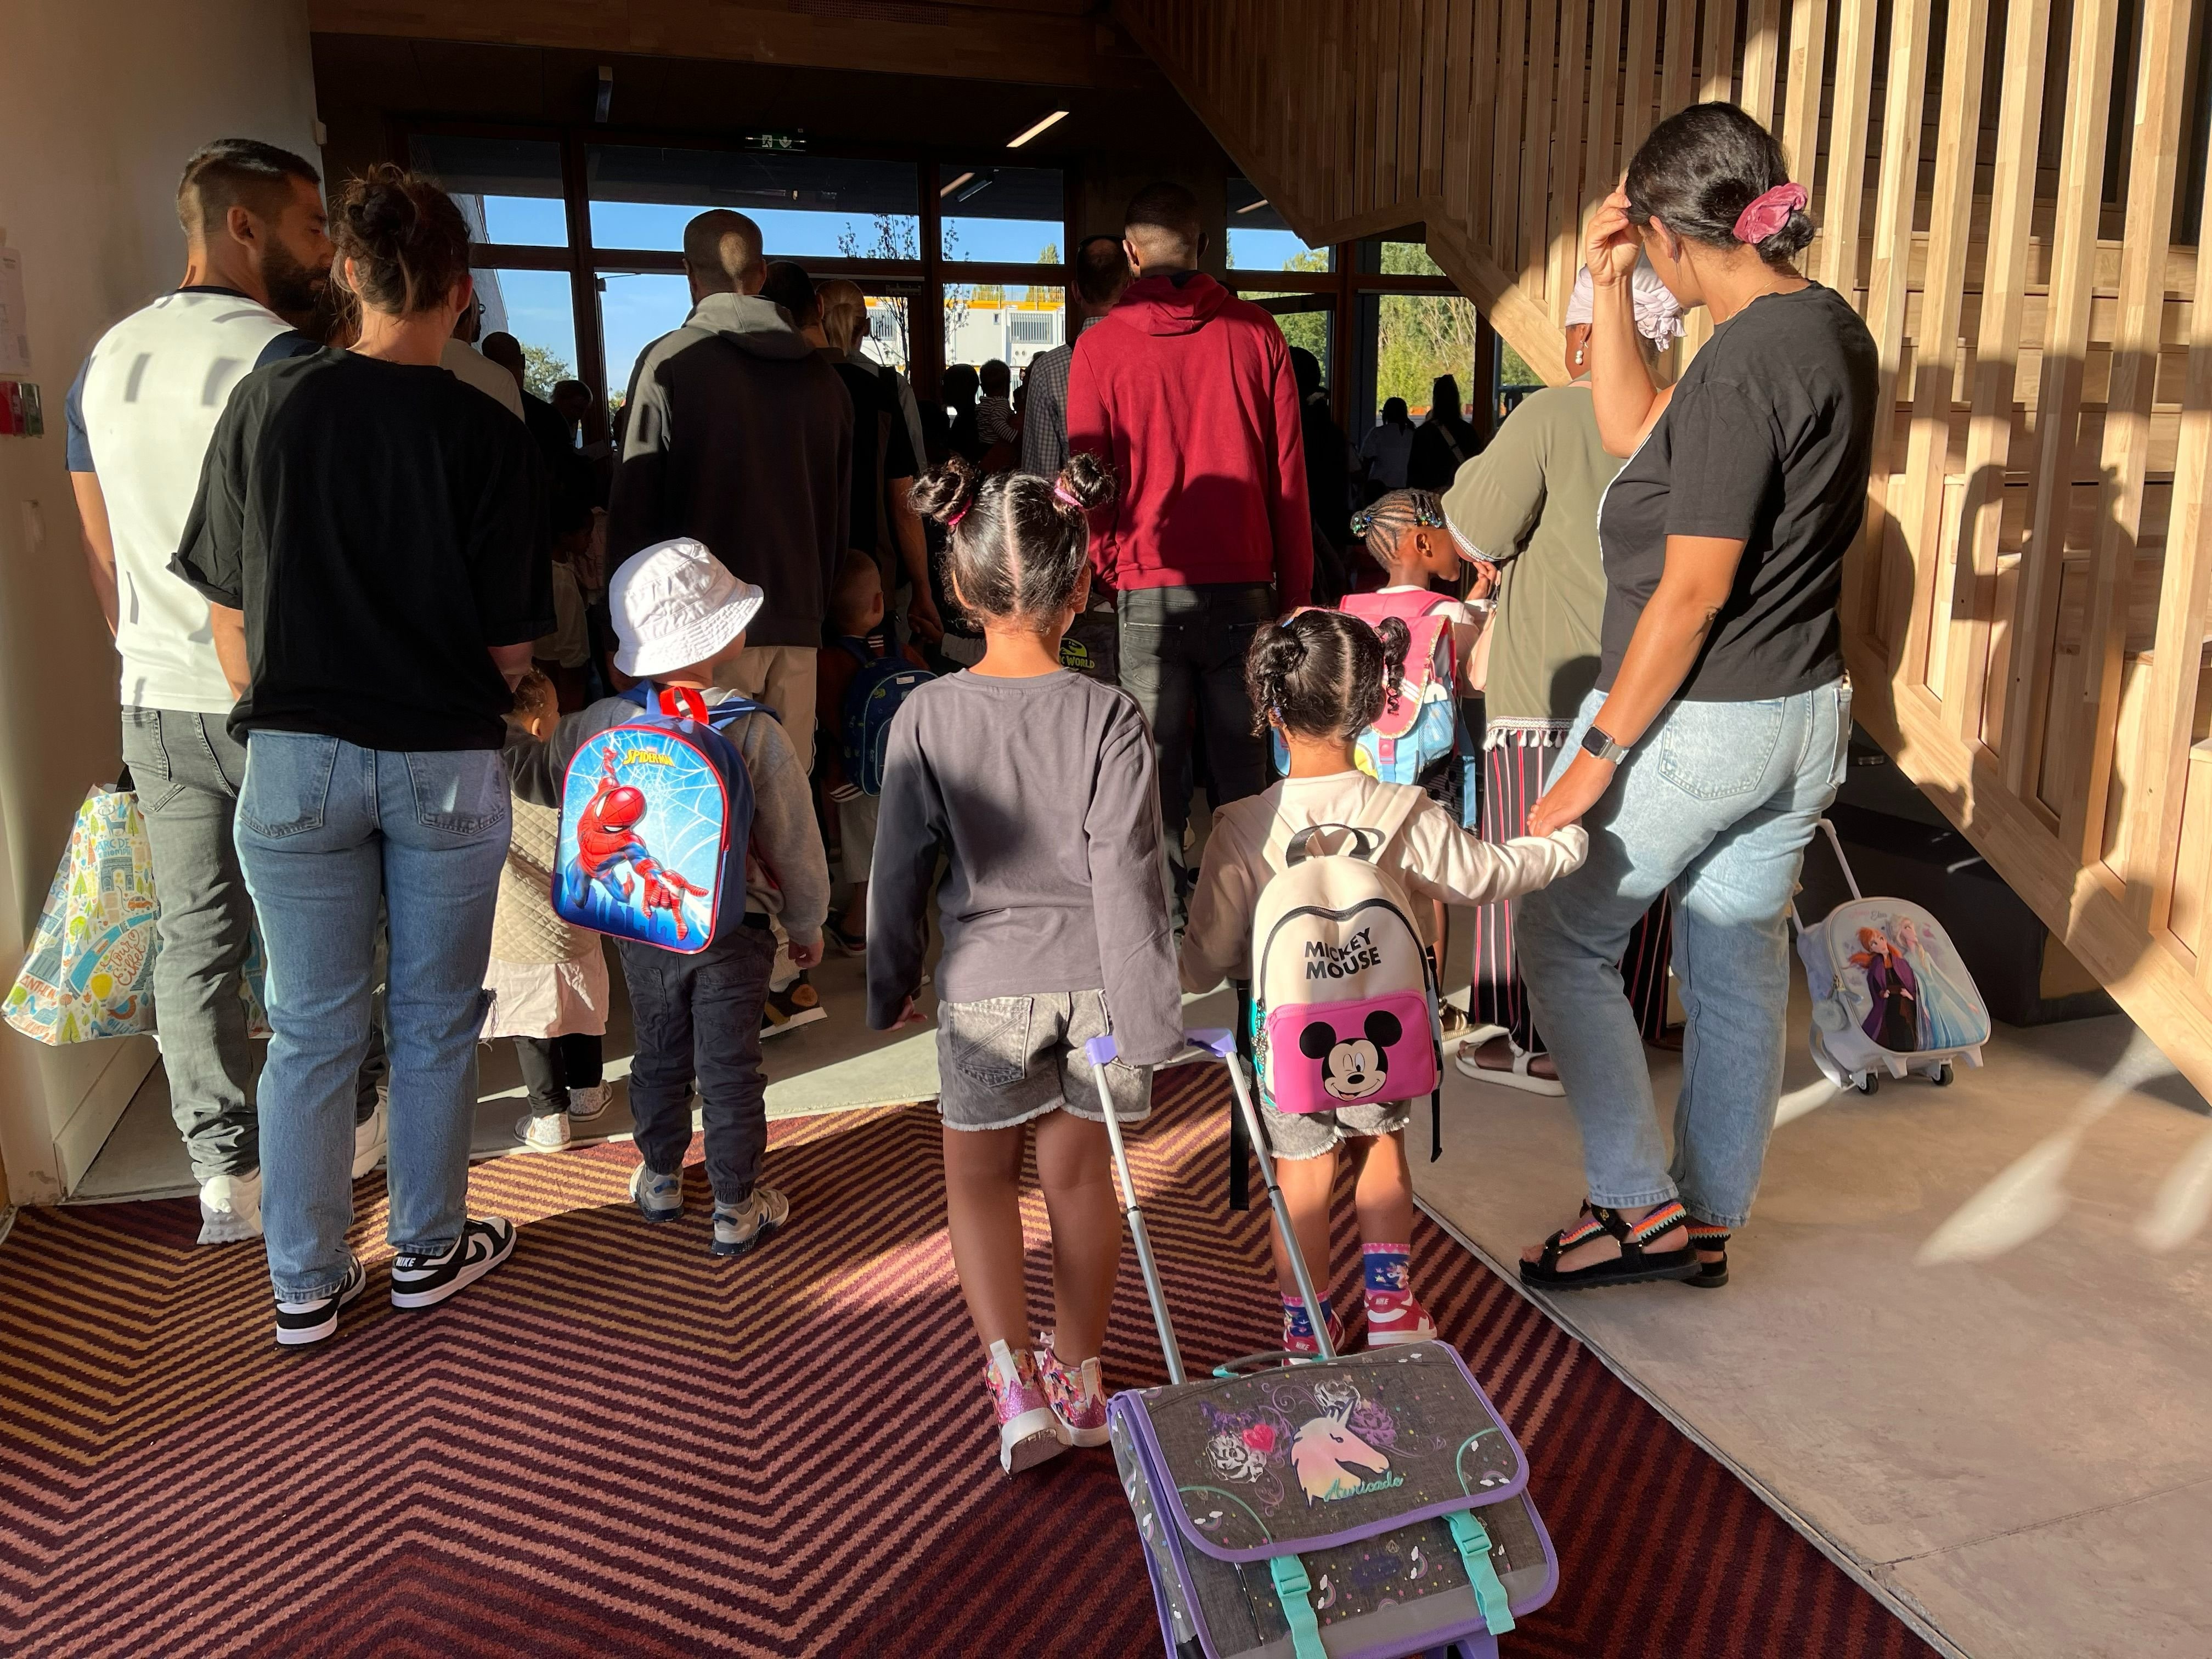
[936,990,1152,1132]
[1259,1096,1413,1161]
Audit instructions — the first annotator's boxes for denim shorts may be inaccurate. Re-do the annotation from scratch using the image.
[1260,1097,1413,1161]
[935,990,1151,1132]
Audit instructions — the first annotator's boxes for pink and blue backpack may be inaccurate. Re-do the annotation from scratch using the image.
[553,685,760,954]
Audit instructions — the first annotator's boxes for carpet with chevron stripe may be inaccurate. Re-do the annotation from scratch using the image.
[0,1064,1932,1658]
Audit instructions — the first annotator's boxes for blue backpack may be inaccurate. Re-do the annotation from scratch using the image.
[837,637,933,796]
[552,685,761,953]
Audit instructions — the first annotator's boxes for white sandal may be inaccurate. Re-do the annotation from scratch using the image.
[1453,1036,1566,1097]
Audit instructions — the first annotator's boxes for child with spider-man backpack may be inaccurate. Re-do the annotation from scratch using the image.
[1180,610,1584,1356]
[867,453,1184,1477]
[504,539,830,1258]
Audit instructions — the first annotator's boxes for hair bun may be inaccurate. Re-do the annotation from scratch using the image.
[910,456,981,528]
[1054,449,1119,515]
[1754,207,1818,262]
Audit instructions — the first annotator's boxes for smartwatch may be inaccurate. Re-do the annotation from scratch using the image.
[1580,723,1631,765]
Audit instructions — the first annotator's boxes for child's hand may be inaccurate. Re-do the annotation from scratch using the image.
[890,996,925,1029]
[790,938,825,971]
[1469,561,1499,601]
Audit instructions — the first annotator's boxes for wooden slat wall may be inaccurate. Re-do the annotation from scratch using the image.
[1116,0,2212,1098]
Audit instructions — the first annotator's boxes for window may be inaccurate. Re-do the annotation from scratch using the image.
[1363,238,1447,278]
[410,135,567,247]
[944,284,1064,374]
[476,269,578,398]
[938,165,1064,264]
[597,271,692,408]
[859,284,922,376]
[588,146,921,260]
[1238,291,1334,370]
[1372,292,1481,421]
[1227,176,1333,273]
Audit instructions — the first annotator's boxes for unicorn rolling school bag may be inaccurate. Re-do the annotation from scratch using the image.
[552,685,760,953]
[1793,819,1990,1093]
[1083,1028,1558,1659]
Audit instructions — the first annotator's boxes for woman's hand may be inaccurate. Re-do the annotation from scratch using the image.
[1527,751,1616,837]
[906,586,945,644]
[1585,180,1640,287]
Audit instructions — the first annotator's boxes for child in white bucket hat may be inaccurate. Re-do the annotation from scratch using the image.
[503,538,831,1257]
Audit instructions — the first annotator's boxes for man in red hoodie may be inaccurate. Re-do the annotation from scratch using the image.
[1066,182,1311,920]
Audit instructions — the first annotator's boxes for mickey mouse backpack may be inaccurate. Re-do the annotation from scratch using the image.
[1249,782,1448,1156]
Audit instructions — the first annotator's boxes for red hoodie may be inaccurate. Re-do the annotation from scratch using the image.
[1065,273,1312,609]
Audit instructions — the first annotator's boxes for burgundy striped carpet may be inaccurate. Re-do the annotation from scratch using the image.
[0,1065,1932,1658]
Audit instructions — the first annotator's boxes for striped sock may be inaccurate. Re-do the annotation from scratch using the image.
[1281,1294,1318,1341]
[1362,1241,1412,1295]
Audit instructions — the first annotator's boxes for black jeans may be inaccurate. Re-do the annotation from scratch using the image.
[615,922,778,1206]
[1116,583,1274,915]
[514,1032,606,1115]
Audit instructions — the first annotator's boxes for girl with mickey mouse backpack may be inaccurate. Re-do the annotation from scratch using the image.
[1180,611,1588,1357]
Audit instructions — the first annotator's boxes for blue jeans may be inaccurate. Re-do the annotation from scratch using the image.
[1517,680,1851,1228]
[235,733,510,1299]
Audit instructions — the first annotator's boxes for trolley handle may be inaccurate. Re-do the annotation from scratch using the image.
[1790,817,1862,930]
[1084,1029,1236,1066]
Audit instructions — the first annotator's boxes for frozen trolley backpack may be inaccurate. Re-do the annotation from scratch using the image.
[1794,820,1990,1092]
[1250,783,1446,1154]
[553,685,760,953]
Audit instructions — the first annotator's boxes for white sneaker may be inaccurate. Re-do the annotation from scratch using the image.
[515,1111,572,1153]
[566,1081,613,1122]
[198,1169,263,1245]
[352,1091,390,1178]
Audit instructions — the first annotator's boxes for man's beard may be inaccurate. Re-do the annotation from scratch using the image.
[261,241,329,317]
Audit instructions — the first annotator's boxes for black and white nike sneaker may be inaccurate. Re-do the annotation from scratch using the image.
[274,1253,369,1348]
[388,1216,517,1310]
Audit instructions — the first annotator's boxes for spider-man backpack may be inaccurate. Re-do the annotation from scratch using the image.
[552,685,761,954]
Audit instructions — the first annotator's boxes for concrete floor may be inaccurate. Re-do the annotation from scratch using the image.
[1416,992,2212,1659]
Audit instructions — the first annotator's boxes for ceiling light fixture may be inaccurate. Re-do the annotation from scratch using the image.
[939,170,976,198]
[1006,110,1069,149]
[1235,198,1271,214]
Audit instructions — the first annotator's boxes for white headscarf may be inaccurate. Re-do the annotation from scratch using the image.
[1564,254,1686,346]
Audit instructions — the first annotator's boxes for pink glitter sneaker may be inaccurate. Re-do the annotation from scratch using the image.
[1035,1336,1110,1448]
[985,1340,1064,1474]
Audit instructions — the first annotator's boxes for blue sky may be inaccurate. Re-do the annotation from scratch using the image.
[1227,225,1330,271]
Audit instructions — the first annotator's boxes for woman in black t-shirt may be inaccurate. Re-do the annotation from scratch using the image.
[1508,104,1877,1294]
[174,166,550,1346]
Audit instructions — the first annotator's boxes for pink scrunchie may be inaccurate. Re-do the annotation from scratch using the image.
[1734,183,1808,245]
[1052,481,1083,510]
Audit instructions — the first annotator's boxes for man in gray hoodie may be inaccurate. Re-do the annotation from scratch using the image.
[607,210,853,773]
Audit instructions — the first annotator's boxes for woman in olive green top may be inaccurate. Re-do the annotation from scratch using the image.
[1440,301,1676,1092]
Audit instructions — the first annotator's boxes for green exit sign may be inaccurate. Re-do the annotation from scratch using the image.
[742,131,807,153]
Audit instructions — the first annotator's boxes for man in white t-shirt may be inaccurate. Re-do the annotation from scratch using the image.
[66,139,385,1243]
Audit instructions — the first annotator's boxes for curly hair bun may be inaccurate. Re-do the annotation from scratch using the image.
[910,456,981,527]
[1054,449,1119,514]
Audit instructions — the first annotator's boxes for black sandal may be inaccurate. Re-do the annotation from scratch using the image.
[1520,1201,1700,1290]
[1684,1223,1730,1289]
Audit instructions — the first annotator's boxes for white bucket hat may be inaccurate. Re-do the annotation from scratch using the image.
[609,539,765,678]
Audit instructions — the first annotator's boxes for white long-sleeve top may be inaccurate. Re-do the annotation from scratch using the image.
[1180,770,1587,992]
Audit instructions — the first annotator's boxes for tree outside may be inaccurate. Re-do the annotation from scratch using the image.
[519,343,573,401]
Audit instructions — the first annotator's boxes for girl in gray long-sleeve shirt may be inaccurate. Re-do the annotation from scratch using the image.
[870,454,1180,1478]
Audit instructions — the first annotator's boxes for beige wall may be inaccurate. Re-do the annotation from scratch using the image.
[0,0,318,1203]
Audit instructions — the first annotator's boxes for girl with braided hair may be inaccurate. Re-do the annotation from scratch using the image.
[1179,611,1585,1355]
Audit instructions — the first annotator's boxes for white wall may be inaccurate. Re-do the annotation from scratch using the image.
[0,0,318,1203]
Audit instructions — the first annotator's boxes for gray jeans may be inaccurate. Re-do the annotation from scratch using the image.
[120,708,383,1182]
